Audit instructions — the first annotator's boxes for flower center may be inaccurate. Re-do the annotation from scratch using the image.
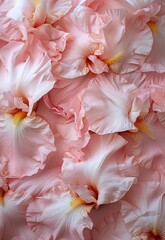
[70,197,86,209]
[147,20,158,33]
[13,111,27,125]
[0,188,5,205]
[147,229,162,240]
[134,120,156,140]
[104,51,124,65]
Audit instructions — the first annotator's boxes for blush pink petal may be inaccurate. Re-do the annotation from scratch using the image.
[0,115,55,178]
[43,0,72,24]
[70,6,109,34]
[141,15,165,73]
[121,111,165,168]
[36,24,71,63]
[0,191,36,240]
[44,75,90,118]
[0,39,55,115]
[98,10,153,74]
[0,158,8,192]
[121,175,165,239]
[55,12,108,78]
[0,16,27,42]
[10,157,61,197]
[7,0,72,27]
[126,0,161,19]
[144,72,165,112]
[26,188,93,240]
[43,75,92,148]
[151,87,165,112]
[63,133,139,205]
[83,74,142,134]
[84,202,131,240]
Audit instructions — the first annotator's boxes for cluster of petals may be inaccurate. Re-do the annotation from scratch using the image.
[0,0,165,239]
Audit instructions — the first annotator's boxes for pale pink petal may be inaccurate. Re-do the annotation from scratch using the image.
[44,0,72,24]
[84,202,131,240]
[141,15,165,73]
[99,10,153,74]
[0,16,27,42]
[143,72,165,111]
[126,0,161,19]
[151,87,165,112]
[36,24,71,63]
[55,13,108,78]
[40,97,90,148]
[7,0,72,27]
[63,133,139,205]
[87,55,108,74]
[0,39,55,115]
[83,74,142,134]
[121,112,165,168]
[0,157,8,192]
[26,188,93,240]
[121,175,165,239]
[70,6,109,34]
[43,75,91,148]
[10,159,61,197]
[0,191,36,240]
[7,0,35,22]
[0,114,55,178]
[44,75,89,117]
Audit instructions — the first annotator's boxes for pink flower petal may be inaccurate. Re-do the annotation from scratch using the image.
[0,115,55,178]
[63,133,139,205]
[0,191,36,240]
[99,10,153,74]
[83,73,142,134]
[27,188,93,240]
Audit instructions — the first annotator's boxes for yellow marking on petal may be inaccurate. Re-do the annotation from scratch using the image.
[70,197,85,209]
[0,189,4,205]
[0,196,3,205]
[147,21,158,33]
[135,122,156,140]
[13,111,27,125]
[152,227,158,236]
[34,0,40,8]
[104,51,124,65]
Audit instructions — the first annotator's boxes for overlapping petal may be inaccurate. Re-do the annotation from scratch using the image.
[0,39,55,115]
[0,191,36,240]
[63,133,139,205]
[0,115,55,178]
[121,172,165,239]
[26,187,93,240]
[83,73,142,134]
[7,0,72,27]
[96,9,153,74]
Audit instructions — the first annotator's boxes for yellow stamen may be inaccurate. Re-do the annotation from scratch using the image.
[135,122,156,140]
[70,197,85,209]
[147,21,158,33]
[34,0,40,8]
[13,111,27,125]
[104,51,124,65]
